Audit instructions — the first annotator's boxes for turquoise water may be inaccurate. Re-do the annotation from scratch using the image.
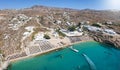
[8,41,120,70]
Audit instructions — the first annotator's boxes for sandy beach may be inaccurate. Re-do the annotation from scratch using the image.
[9,38,94,62]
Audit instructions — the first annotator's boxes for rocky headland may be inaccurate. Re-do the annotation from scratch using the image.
[89,32,120,48]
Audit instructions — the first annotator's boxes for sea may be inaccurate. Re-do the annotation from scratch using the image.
[8,41,120,70]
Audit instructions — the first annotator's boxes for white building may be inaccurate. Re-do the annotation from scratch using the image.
[84,25,102,32]
[84,25,117,35]
[34,32,44,41]
[60,29,83,37]
[53,32,59,38]
[106,22,113,25]
[104,29,116,35]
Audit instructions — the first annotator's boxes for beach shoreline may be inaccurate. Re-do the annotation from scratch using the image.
[6,39,120,70]
[9,40,94,63]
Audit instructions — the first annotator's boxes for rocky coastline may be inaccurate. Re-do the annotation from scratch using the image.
[89,32,120,48]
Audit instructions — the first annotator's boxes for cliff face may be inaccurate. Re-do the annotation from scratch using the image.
[89,32,120,48]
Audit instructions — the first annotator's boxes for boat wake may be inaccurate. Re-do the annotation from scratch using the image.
[82,53,97,70]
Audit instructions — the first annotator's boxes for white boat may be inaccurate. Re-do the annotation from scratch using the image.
[69,46,79,52]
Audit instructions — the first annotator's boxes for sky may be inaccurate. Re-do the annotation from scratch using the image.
[0,0,120,10]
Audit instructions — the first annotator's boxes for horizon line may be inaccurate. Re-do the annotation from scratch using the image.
[0,5,120,11]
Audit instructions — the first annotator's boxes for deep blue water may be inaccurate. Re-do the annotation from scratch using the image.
[8,41,120,70]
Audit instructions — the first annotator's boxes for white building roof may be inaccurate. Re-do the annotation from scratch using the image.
[61,30,83,37]
[34,32,44,41]
[104,29,116,35]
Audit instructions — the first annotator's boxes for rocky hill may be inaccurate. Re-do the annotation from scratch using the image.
[23,5,120,23]
[0,5,120,57]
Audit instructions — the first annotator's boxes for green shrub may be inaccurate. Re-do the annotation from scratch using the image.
[44,34,50,39]
[76,22,81,27]
[56,29,66,37]
[91,23,101,27]
[68,25,76,31]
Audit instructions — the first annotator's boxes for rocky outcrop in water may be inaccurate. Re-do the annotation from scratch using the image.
[89,32,120,48]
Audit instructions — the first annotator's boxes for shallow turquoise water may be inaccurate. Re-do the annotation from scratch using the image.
[8,41,120,70]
